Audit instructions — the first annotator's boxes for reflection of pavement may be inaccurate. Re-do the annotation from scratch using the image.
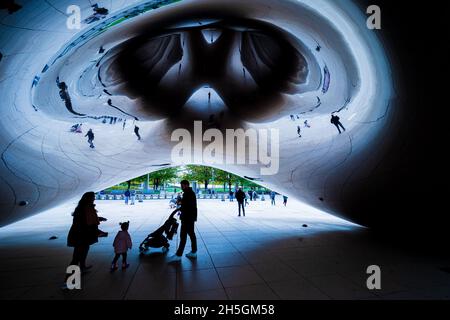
[1,200,449,300]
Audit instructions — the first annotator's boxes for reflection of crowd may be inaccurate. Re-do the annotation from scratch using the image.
[290,115,312,139]
[289,113,348,136]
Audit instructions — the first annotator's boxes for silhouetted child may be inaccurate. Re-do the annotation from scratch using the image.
[111,221,132,271]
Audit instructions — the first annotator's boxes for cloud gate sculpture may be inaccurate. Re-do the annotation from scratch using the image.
[0,0,440,235]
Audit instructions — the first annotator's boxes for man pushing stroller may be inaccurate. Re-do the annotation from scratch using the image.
[168,180,198,263]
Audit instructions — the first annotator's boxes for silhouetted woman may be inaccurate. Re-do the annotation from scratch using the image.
[67,192,99,271]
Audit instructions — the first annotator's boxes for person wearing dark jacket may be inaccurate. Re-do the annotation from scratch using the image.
[331,114,346,134]
[66,192,99,271]
[169,180,198,262]
[235,188,246,217]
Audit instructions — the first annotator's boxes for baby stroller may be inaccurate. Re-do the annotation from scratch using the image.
[139,211,179,254]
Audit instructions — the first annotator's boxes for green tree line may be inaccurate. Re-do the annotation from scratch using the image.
[107,166,264,192]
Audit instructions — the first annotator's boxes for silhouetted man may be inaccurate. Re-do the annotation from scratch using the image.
[134,125,141,140]
[331,114,346,134]
[85,129,95,148]
[235,188,246,217]
[169,180,198,262]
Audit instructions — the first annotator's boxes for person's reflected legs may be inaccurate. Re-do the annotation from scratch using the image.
[334,123,342,134]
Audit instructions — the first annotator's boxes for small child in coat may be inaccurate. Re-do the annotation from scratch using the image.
[111,221,132,271]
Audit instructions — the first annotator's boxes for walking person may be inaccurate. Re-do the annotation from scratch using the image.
[297,125,302,138]
[248,189,253,201]
[270,191,276,206]
[124,189,130,205]
[169,180,198,262]
[235,187,246,217]
[85,129,95,148]
[283,195,288,207]
[331,114,346,134]
[110,221,132,271]
[134,125,141,140]
[229,190,234,202]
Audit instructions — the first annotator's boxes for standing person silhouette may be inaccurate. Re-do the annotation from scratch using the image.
[331,114,346,134]
[124,189,130,205]
[235,187,246,217]
[229,190,234,202]
[66,192,99,272]
[63,192,105,289]
[270,191,276,206]
[110,221,132,271]
[169,180,198,262]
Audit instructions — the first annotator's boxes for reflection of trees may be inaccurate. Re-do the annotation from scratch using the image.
[108,166,266,192]
[183,166,262,192]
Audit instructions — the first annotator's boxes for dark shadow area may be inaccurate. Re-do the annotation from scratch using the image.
[334,0,449,247]
[103,17,308,127]
[0,0,22,14]
[3,225,450,300]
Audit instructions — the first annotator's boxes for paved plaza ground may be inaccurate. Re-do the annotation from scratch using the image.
[1,197,449,300]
